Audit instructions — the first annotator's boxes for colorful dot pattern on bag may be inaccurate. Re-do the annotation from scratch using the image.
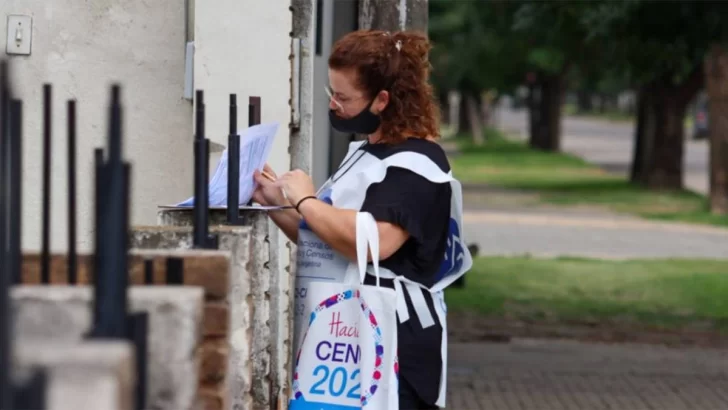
[291,288,398,407]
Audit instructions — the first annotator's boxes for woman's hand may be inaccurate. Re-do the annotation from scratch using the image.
[252,164,287,206]
[276,169,316,206]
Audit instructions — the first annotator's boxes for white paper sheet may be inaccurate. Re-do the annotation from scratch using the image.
[158,204,293,210]
[176,122,279,207]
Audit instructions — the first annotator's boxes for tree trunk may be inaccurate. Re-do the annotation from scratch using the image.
[630,89,646,182]
[576,90,592,113]
[705,44,728,214]
[544,75,564,151]
[481,95,492,127]
[530,74,563,151]
[466,94,485,145]
[597,94,606,113]
[630,86,656,183]
[643,88,686,189]
[527,83,541,146]
[456,90,469,135]
[640,67,704,190]
[607,94,619,112]
[359,0,427,32]
[438,90,450,124]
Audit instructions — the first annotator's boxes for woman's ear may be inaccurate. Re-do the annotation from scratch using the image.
[372,90,389,114]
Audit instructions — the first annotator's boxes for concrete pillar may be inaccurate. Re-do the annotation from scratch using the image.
[131,209,293,410]
[290,0,316,174]
[359,0,428,32]
[12,286,205,410]
[14,340,135,410]
[130,250,233,410]
[20,249,234,408]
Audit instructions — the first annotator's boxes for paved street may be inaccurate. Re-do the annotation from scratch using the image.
[447,339,728,410]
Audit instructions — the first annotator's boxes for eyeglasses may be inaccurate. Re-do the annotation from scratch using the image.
[324,86,345,112]
[325,86,369,114]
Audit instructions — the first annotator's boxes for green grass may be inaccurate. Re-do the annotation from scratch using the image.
[450,130,728,227]
[445,256,728,331]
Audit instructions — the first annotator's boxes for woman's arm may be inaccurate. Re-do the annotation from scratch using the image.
[297,198,409,262]
[268,208,301,242]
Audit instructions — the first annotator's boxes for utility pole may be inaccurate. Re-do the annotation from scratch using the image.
[290,0,316,174]
[359,0,428,32]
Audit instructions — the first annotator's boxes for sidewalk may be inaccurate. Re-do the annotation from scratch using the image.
[447,339,728,410]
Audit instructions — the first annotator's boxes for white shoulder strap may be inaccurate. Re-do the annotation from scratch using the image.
[346,140,368,161]
[355,212,381,286]
[382,151,454,183]
[354,150,454,187]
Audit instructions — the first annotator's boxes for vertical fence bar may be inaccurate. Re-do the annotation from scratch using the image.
[120,158,144,410]
[12,371,46,410]
[108,86,122,164]
[192,90,217,248]
[92,137,107,332]
[7,96,45,410]
[193,90,208,247]
[108,84,128,338]
[227,94,240,224]
[92,148,103,286]
[165,257,184,285]
[144,259,154,284]
[67,100,77,284]
[41,85,52,284]
[128,312,147,410]
[0,59,12,410]
[246,97,261,206]
[91,85,127,339]
[249,96,261,126]
[89,85,146,410]
[92,147,105,322]
[9,99,22,289]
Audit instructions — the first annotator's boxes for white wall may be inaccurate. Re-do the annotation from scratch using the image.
[193,0,292,178]
[1,0,193,252]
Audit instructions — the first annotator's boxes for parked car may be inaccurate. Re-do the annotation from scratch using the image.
[693,94,709,140]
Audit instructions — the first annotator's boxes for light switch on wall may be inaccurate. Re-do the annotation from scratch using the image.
[6,15,33,56]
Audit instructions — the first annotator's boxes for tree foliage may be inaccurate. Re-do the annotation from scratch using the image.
[429,0,528,95]
[429,0,728,189]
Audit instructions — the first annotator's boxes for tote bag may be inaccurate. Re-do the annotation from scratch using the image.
[289,212,399,410]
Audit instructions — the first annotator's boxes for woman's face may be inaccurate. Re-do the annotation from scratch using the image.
[327,68,388,119]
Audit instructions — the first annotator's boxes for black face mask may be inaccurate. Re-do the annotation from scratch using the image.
[328,99,381,135]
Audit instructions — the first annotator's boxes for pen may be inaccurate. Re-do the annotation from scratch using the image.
[259,169,290,204]
[261,170,276,182]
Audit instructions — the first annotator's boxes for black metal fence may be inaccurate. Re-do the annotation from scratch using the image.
[0,59,149,410]
[1,59,47,410]
[0,54,261,408]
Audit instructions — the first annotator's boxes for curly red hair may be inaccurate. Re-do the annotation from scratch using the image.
[328,30,441,144]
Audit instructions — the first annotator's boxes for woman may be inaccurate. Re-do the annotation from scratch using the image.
[253,30,470,409]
